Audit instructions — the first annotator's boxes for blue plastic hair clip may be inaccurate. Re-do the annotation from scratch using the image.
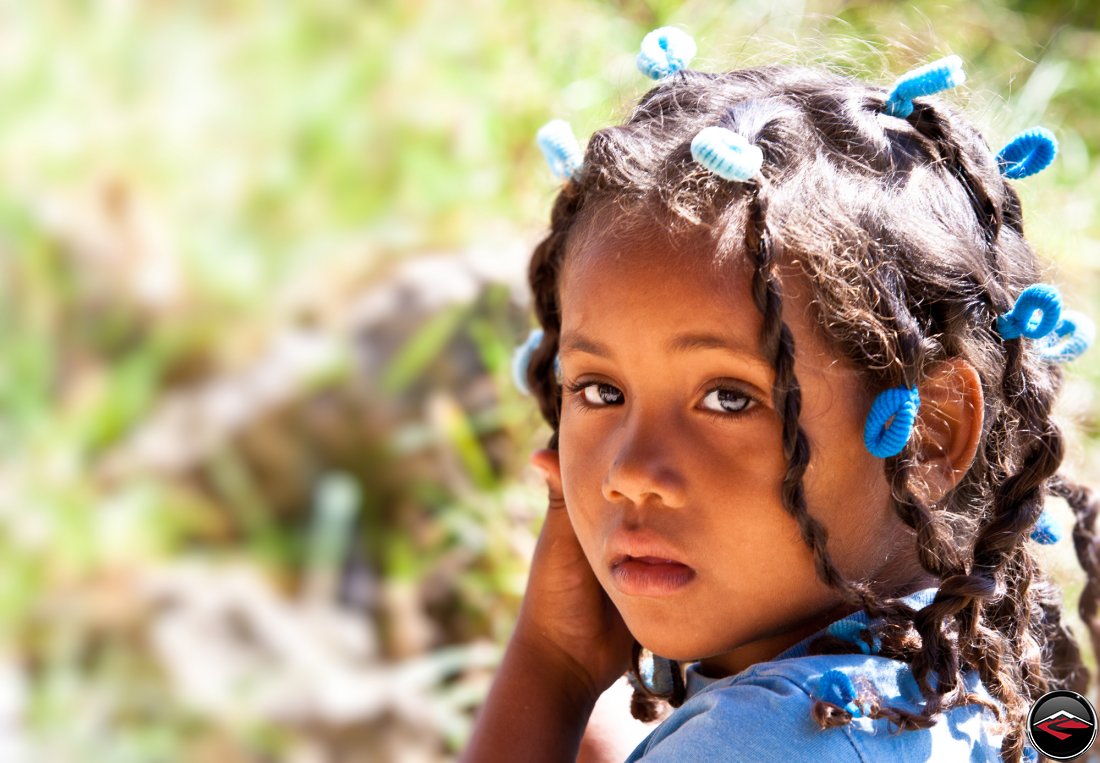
[883,54,966,119]
[636,26,696,80]
[1037,309,1094,364]
[863,385,921,458]
[996,283,1063,341]
[511,328,561,395]
[1030,508,1062,545]
[997,127,1058,180]
[690,126,763,182]
[826,619,882,655]
[536,119,583,182]
[816,670,866,718]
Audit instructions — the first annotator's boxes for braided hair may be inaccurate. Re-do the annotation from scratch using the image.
[523,65,1097,763]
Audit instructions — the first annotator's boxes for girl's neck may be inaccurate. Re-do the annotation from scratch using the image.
[694,575,941,679]
[694,600,858,678]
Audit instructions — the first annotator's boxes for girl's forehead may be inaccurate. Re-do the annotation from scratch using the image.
[561,220,752,298]
[559,227,764,351]
[559,221,863,387]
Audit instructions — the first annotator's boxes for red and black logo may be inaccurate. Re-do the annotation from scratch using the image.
[1027,690,1097,760]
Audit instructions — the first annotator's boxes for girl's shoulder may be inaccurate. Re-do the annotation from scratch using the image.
[624,652,1008,762]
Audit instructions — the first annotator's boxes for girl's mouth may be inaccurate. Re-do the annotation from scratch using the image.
[609,556,697,596]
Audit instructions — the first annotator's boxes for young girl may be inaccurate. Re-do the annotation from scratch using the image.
[463,28,1098,763]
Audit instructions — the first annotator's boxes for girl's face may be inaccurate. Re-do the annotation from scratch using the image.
[556,223,929,677]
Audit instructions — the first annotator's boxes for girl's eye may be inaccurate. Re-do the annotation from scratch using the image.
[577,382,623,406]
[565,380,757,417]
[701,387,755,415]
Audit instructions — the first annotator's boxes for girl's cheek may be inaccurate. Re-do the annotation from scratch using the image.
[559,409,604,456]
[558,437,604,521]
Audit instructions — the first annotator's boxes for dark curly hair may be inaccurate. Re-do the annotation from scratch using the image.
[521,64,1100,763]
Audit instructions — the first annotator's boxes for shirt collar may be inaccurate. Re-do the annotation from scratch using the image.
[683,587,939,699]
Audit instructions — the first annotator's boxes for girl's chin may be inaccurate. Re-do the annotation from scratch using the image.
[630,632,705,663]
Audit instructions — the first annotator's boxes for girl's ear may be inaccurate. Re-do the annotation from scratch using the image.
[910,357,985,504]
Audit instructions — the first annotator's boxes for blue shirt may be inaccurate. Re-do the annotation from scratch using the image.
[624,588,1033,762]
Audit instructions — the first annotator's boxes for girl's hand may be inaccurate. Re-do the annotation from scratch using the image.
[514,448,636,706]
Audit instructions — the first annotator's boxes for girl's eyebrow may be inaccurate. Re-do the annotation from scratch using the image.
[559,330,772,372]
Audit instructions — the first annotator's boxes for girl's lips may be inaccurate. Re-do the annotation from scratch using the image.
[609,557,697,596]
[608,544,690,569]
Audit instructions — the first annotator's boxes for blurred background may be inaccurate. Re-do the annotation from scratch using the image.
[0,1,1097,761]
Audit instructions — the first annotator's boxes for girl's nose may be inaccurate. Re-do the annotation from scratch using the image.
[600,418,688,509]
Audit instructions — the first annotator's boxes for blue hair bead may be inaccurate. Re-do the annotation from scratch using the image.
[511,328,560,395]
[1037,309,1094,364]
[641,653,677,695]
[863,385,921,458]
[816,670,865,718]
[826,619,881,655]
[690,126,764,182]
[996,284,1063,341]
[1030,508,1062,545]
[883,54,966,119]
[536,119,583,182]
[997,127,1058,180]
[636,26,696,80]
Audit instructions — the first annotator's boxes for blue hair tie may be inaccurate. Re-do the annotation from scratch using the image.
[636,26,696,80]
[815,670,866,718]
[826,619,882,655]
[691,126,763,182]
[1030,508,1062,545]
[864,385,921,458]
[536,120,583,182]
[997,127,1058,180]
[883,54,966,119]
[996,284,1063,341]
[1037,309,1094,364]
[511,328,561,395]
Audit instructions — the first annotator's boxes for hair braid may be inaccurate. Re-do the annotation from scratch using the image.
[1031,568,1090,694]
[743,177,929,729]
[1048,473,1100,699]
[903,98,1076,760]
[745,180,875,604]
[805,255,1011,730]
[973,318,1067,759]
[907,100,1005,247]
[868,261,983,714]
[527,182,586,449]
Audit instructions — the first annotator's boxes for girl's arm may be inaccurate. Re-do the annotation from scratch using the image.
[462,449,637,763]
[462,626,598,762]
[466,657,652,763]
